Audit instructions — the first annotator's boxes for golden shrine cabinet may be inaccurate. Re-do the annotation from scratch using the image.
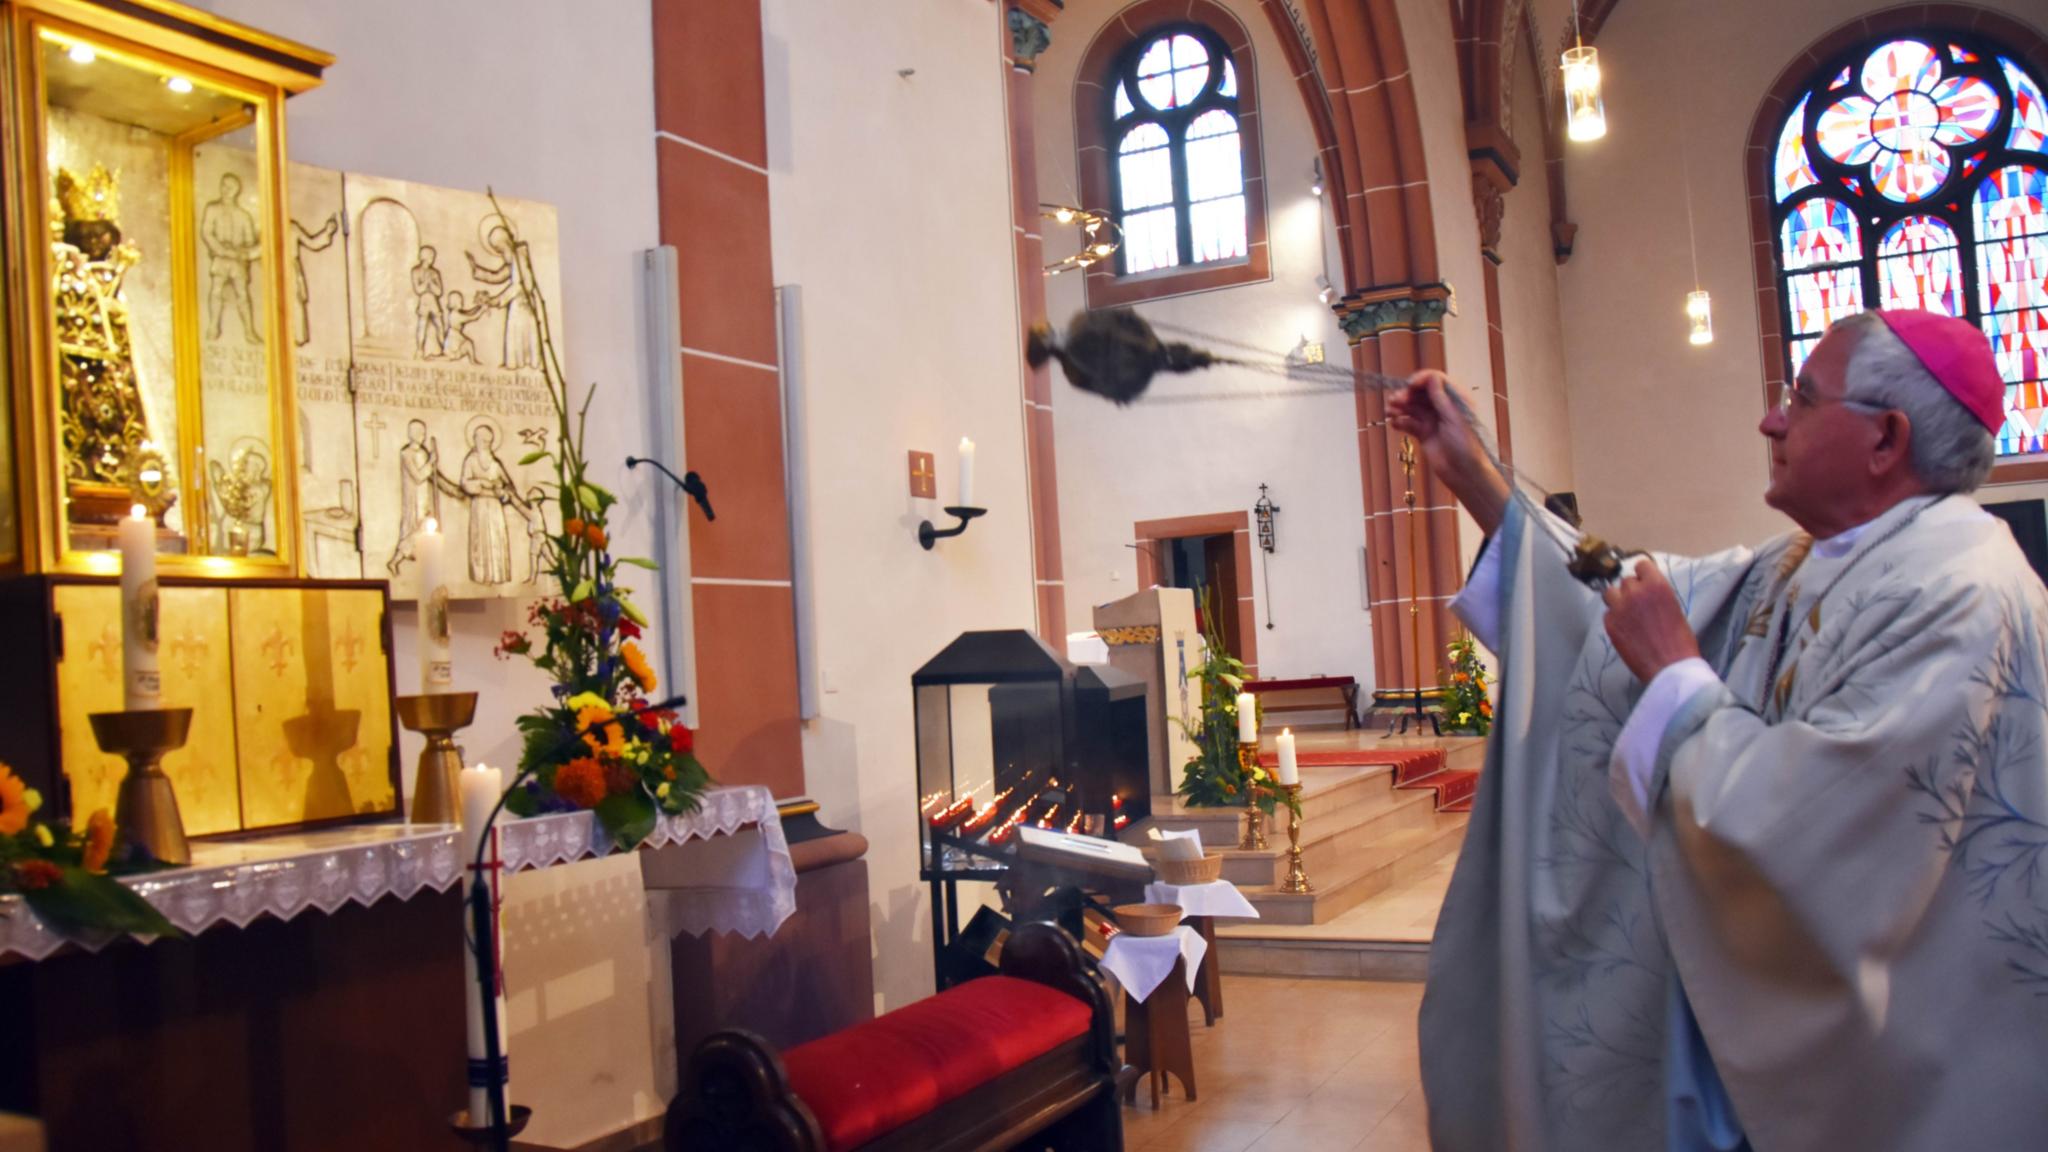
[0,1,399,831]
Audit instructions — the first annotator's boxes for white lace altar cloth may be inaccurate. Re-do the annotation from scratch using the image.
[0,785,794,961]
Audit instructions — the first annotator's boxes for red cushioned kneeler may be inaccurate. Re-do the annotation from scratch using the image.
[779,975,1092,1152]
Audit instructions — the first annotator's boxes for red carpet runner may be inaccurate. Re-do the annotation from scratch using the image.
[1259,748,1478,813]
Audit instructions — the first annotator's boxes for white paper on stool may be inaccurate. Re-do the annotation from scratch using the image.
[1150,827,1204,861]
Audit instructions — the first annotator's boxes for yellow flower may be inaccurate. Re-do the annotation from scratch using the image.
[565,691,610,714]
[1459,711,1472,725]
[657,781,672,799]
[34,825,52,848]
[621,641,657,694]
[24,788,42,814]
[0,763,28,836]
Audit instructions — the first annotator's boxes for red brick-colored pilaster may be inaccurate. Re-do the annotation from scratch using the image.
[651,0,803,796]
[1006,3,1067,639]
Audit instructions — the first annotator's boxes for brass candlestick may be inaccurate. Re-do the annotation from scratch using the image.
[396,692,480,824]
[1279,783,1312,893]
[1236,741,1267,850]
[89,707,194,867]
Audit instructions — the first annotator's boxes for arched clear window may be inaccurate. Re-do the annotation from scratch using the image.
[1769,35,2048,457]
[1108,27,1248,275]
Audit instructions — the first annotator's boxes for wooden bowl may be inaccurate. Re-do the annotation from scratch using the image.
[1113,903,1183,937]
[1154,855,1223,886]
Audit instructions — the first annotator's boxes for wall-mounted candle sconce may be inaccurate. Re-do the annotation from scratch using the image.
[919,506,987,550]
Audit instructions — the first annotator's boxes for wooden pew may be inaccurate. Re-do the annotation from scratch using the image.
[664,922,1121,1152]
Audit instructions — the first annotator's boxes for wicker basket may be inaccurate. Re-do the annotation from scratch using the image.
[1153,855,1224,886]
[1112,903,1184,937]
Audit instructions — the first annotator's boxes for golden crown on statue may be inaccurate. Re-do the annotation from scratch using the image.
[54,163,121,224]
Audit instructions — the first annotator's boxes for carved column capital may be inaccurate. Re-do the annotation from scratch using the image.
[1008,6,1053,72]
[1336,283,1454,342]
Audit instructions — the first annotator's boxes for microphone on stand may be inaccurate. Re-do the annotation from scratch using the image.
[625,456,714,521]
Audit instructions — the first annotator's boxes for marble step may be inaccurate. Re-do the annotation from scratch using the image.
[1213,786,1446,889]
[1125,763,1396,849]
[1229,814,1466,926]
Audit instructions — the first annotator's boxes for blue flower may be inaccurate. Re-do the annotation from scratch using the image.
[550,683,571,699]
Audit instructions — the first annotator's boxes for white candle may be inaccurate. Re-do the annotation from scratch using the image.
[118,504,160,711]
[957,437,976,508]
[1276,728,1299,786]
[417,518,453,693]
[1236,691,1258,744]
[458,762,509,1126]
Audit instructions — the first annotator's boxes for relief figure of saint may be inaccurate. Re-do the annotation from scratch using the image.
[201,173,262,344]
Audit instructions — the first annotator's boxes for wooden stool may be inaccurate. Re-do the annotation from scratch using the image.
[1122,956,1196,1109]
[1188,915,1223,1025]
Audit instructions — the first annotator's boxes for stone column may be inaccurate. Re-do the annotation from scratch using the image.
[1338,285,1461,710]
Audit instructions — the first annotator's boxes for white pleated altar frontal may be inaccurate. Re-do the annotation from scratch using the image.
[0,784,796,962]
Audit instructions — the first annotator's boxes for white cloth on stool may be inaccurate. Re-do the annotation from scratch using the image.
[1099,925,1206,1002]
[1142,879,1259,921]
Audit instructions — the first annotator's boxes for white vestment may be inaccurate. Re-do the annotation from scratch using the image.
[1420,494,2048,1150]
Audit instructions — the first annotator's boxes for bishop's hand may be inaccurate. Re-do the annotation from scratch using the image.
[1388,370,1509,534]
[1601,557,1702,683]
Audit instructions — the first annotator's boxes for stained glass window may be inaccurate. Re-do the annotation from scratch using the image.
[1109,25,1248,275]
[1768,34,2048,456]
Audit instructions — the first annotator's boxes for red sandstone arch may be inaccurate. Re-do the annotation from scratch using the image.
[1251,0,1463,699]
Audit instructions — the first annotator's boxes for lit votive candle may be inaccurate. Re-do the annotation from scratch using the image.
[1276,728,1299,786]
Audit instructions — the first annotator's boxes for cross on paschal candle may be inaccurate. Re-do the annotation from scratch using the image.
[364,411,388,462]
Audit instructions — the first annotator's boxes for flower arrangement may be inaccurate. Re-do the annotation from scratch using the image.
[1437,633,1493,736]
[1174,593,1281,816]
[483,195,709,849]
[0,763,177,938]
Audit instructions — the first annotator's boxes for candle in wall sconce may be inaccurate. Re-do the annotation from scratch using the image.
[118,503,161,711]
[1237,691,1258,744]
[957,437,976,508]
[417,517,453,693]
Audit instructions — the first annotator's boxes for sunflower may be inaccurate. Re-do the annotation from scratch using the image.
[0,762,29,836]
[621,641,657,694]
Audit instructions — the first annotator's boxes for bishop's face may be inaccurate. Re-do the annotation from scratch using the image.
[1758,325,1888,536]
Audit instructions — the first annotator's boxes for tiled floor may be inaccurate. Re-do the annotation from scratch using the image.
[1119,976,1429,1152]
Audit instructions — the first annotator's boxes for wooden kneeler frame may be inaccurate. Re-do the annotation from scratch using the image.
[666,922,1123,1152]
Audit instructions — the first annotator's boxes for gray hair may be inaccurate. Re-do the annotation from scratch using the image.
[1829,311,1995,494]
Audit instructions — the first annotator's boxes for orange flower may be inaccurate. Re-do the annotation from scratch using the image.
[553,757,608,809]
[79,809,114,874]
[621,641,656,694]
[564,518,586,539]
[0,762,28,836]
[584,524,608,551]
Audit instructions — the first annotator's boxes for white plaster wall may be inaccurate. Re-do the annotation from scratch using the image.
[1558,0,2048,555]
[1036,0,1374,692]
[1498,44,1574,497]
[760,0,1038,1011]
[188,2,670,1145]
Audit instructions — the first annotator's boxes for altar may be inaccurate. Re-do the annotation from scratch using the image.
[0,788,796,1150]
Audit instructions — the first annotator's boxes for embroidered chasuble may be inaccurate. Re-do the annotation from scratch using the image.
[1419,495,2048,1151]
